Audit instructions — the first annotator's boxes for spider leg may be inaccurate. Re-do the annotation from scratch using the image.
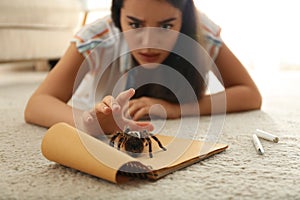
[110,132,121,147]
[145,137,153,158]
[117,136,125,150]
[150,135,167,151]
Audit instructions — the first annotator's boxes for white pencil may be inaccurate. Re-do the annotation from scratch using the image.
[252,134,264,155]
[256,129,279,143]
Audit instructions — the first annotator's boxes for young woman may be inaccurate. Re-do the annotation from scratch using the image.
[24,0,262,136]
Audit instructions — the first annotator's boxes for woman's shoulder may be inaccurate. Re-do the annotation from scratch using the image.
[199,11,221,39]
[72,15,120,54]
[76,16,116,40]
[198,11,223,60]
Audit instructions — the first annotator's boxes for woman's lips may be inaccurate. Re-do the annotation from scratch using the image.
[138,52,160,63]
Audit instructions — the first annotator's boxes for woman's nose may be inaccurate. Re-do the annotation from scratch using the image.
[140,27,163,47]
[141,28,152,46]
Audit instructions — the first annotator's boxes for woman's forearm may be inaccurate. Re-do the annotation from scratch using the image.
[180,85,262,116]
[219,85,262,113]
[24,94,77,128]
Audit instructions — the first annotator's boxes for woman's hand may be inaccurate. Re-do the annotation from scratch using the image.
[128,97,181,121]
[80,89,153,137]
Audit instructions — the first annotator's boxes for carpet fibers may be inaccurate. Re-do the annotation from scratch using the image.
[0,70,299,199]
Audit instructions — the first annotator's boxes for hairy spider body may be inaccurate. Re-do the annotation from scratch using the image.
[109,128,167,158]
[124,137,144,154]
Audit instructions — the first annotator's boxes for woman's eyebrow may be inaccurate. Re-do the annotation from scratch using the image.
[158,17,177,24]
[126,16,177,24]
[127,16,144,23]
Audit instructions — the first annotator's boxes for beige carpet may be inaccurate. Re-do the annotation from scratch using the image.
[0,68,299,199]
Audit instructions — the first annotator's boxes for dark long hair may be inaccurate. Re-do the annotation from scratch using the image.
[111,0,208,103]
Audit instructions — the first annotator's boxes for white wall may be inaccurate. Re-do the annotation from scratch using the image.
[196,0,300,71]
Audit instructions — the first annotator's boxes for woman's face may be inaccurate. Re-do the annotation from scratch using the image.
[120,0,182,68]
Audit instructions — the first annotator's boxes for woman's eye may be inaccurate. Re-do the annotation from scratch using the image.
[161,24,173,29]
[129,22,141,29]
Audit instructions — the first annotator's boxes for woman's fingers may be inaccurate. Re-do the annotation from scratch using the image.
[132,107,149,121]
[116,88,135,107]
[89,89,157,134]
[95,102,111,115]
[95,95,120,115]
[80,110,104,137]
[128,98,169,120]
[95,89,135,115]
[82,110,95,124]
[127,99,147,119]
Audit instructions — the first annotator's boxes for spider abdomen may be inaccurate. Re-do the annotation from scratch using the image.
[124,137,144,157]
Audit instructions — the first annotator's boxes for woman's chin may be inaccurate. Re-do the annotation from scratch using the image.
[139,62,160,69]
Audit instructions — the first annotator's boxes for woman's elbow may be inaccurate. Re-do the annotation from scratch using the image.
[24,104,32,124]
[24,98,35,124]
[251,88,262,110]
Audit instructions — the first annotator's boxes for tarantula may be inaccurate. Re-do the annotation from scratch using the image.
[109,128,167,158]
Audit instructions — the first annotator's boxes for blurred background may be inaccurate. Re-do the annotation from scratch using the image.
[0,0,299,94]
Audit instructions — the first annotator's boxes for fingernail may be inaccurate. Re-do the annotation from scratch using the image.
[112,103,120,110]
[87,116,93,123]
[130,88,135,95]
